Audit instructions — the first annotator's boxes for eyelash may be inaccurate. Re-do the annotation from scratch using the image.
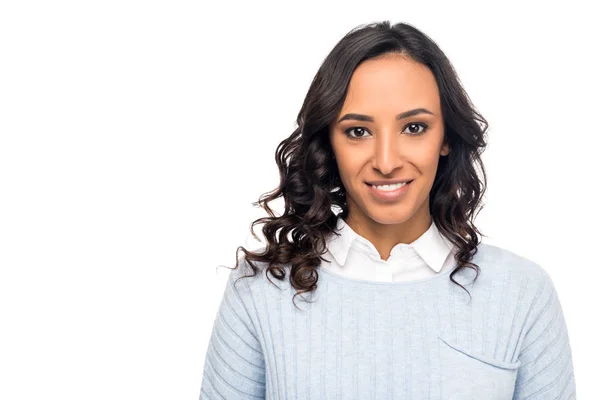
[343,122,429,140]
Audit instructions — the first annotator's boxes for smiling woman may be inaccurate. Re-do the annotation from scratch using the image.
[199,21,577,399]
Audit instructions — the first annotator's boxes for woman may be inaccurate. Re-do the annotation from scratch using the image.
[199,21,576,399]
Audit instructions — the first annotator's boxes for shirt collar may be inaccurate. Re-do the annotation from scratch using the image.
[326,216,454,273]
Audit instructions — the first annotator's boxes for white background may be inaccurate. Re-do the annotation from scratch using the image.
[1,1,597,399]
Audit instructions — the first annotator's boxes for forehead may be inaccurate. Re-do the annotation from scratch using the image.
[340,55,441,115]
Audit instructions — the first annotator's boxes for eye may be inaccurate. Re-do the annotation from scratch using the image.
[343,126,372,139]
[403,122,429,136]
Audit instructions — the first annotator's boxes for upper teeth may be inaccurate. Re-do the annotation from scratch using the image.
[372,182,407,191]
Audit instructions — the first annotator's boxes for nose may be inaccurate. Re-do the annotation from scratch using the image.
[371,130,404,175]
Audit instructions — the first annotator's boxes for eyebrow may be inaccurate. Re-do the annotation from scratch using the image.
[337,108,435,123]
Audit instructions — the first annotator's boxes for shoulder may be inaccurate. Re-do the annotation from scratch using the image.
[476,242,549,277]
[471,242,553,292]
[225,254,269,289]
[462,243,562,332]
[223,252,290,298]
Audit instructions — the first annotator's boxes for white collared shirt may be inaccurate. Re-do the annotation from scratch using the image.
[321,216,457,282]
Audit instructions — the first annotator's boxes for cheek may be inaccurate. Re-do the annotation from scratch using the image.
[337,164,356,187]
[335,161,364,193]
[337,157,359,177]
[413,145,443,172]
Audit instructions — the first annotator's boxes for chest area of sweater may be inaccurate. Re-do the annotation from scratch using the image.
[253,278,526,358]
[250,281,525,399]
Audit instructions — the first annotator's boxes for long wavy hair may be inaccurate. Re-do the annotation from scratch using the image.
[222,21,488,309]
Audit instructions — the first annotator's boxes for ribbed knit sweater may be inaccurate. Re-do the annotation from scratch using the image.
[199,243,576,399]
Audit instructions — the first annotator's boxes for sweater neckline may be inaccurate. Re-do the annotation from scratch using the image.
[317,260,457,288]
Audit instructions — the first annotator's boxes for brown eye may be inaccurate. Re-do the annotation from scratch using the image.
[403,123,429,136]
[344,127,371,139]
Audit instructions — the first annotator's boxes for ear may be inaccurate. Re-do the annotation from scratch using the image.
[440,142,451,156]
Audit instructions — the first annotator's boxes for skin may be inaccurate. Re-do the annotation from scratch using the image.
[328,52,450,261]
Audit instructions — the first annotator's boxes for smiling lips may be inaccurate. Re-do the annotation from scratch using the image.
[366,179,414,186]
[366,180,412,201]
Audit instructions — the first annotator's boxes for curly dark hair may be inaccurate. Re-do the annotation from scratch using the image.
[221,20,489,309]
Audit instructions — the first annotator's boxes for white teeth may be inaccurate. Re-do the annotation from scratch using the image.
[373,182,407,191]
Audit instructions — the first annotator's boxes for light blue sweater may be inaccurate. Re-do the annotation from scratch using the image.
[199,243,576,399]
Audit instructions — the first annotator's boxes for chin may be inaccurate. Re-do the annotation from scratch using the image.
[363,209,416,225]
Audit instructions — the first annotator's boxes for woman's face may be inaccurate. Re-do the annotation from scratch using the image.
[329,53,450,230]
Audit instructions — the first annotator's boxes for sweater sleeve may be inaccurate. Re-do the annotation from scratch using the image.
[200,267,266,399]
[512,268,577,399]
